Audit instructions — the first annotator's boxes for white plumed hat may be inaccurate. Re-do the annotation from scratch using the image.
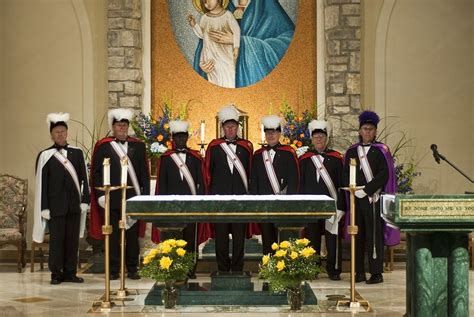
[169,120,189,135]
[261,115,282,131]
[218,104,240,124]
[46,112,70,131]
[308,120,330,136]
[108,108,134,129]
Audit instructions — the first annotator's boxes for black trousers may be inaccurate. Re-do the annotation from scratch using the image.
[214,223,246,272]
[355,197,384,274]
[110,209,140,274]
[183,223,198,273]
[48,212,80,279]
[305,220,342,275]
[261,223,278,255]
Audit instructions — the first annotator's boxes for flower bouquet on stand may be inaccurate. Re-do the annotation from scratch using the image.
[279,102,315,157]
[139,239,195,308]
[259,238,320,310]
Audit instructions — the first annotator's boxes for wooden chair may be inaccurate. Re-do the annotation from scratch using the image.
[30,235,49,272]
[0,174,28,272]
[385,232,406,271]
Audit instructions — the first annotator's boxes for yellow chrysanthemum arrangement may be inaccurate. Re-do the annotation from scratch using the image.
[259,238,320,292]
[139,239,195,282]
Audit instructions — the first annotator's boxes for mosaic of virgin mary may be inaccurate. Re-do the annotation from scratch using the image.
[168,0,298,88]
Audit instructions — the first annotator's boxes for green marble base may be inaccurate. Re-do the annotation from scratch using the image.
[406,232,469,317]
[144,276,317,306]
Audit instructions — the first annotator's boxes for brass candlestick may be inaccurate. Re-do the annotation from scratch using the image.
[337,158,368,310]
[95,183,121,309]
[116,182,133,299]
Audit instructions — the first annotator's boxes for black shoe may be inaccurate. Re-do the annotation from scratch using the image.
[355,273,366,283]
[63,276,84,283]
[50,278,62,285]
[366,274,383,284]
[262,282,270,291]
[109,273,119,280]
[127,272,141,280]
[328,274,341,281]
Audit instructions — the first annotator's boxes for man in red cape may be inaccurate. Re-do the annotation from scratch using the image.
[89,109,150,280]
[205,105,253,273]
[152,120,211,278]
[299,120,346,281]
[249,115,299,256]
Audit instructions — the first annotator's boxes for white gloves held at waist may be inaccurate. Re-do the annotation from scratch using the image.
[355,189,367,199]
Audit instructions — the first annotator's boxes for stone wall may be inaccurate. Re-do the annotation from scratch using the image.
[324,0,361,150]
[107,0,143,110]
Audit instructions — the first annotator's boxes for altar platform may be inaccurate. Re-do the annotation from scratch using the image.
[0,262,434,316]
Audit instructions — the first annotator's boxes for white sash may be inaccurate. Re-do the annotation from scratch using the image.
[170,153,197,195]
[110,141,141,229]
[310,154,341,235]
[220,143,248,193]
[357,145,380,203]
[53,151,81,199]
[110,141,141,195]
[310,154,338,200]
[262,150,281,195]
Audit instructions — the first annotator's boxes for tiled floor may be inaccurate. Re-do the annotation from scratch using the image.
[0,264,473,316]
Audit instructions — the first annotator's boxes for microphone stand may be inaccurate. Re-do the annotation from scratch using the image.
[435,148,474,183]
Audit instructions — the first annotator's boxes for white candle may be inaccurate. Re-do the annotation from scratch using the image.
[200,120,205,143]
[103,158,110,186]
[349,158,356,186]
[121,157,128,185]
[261,124,265,144]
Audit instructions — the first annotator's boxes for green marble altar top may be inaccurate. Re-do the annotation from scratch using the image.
[386,194,474,231]
[126,195,336,223]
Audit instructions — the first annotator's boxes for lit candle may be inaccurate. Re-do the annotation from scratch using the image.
[121,157,128,185]
[349,158,356,186]
[261,124,265,144]
[200,120,205,143]
[103,158,110,186]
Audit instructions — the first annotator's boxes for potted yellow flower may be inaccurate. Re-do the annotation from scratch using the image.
[259,238,320,310]
[139,239,195,308]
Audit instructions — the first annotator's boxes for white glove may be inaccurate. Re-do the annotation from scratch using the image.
[41,209,51,220]
[325,210,345,235]
[355,189,367,199]
[98,196,106,208]
[80,203,89,213]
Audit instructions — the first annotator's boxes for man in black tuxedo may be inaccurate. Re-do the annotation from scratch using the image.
[33,112,90,285]
[250,115,299,255]
[90,108,150,280]
[205,105,253,273]
[299,120,346,281]
[155,120,205,277]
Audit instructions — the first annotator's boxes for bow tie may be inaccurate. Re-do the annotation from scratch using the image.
[175,149,187,153]
[116,139,127,144]
[225,139,237,145]
[266,144,280,151]
[54,144,68,150]
[361,143,372,147]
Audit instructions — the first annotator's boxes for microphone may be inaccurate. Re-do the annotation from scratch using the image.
[430,144,440,164]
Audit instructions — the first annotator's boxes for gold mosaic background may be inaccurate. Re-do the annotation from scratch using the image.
[151,0,317,147]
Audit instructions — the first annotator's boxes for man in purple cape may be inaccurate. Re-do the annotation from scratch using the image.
[342,110,400,285]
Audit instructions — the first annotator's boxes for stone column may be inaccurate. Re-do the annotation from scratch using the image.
[108,0,143,110]
[323,0,361,150]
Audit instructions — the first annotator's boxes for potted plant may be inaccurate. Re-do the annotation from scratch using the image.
[259,238,320,310]
[139,239,195,308]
